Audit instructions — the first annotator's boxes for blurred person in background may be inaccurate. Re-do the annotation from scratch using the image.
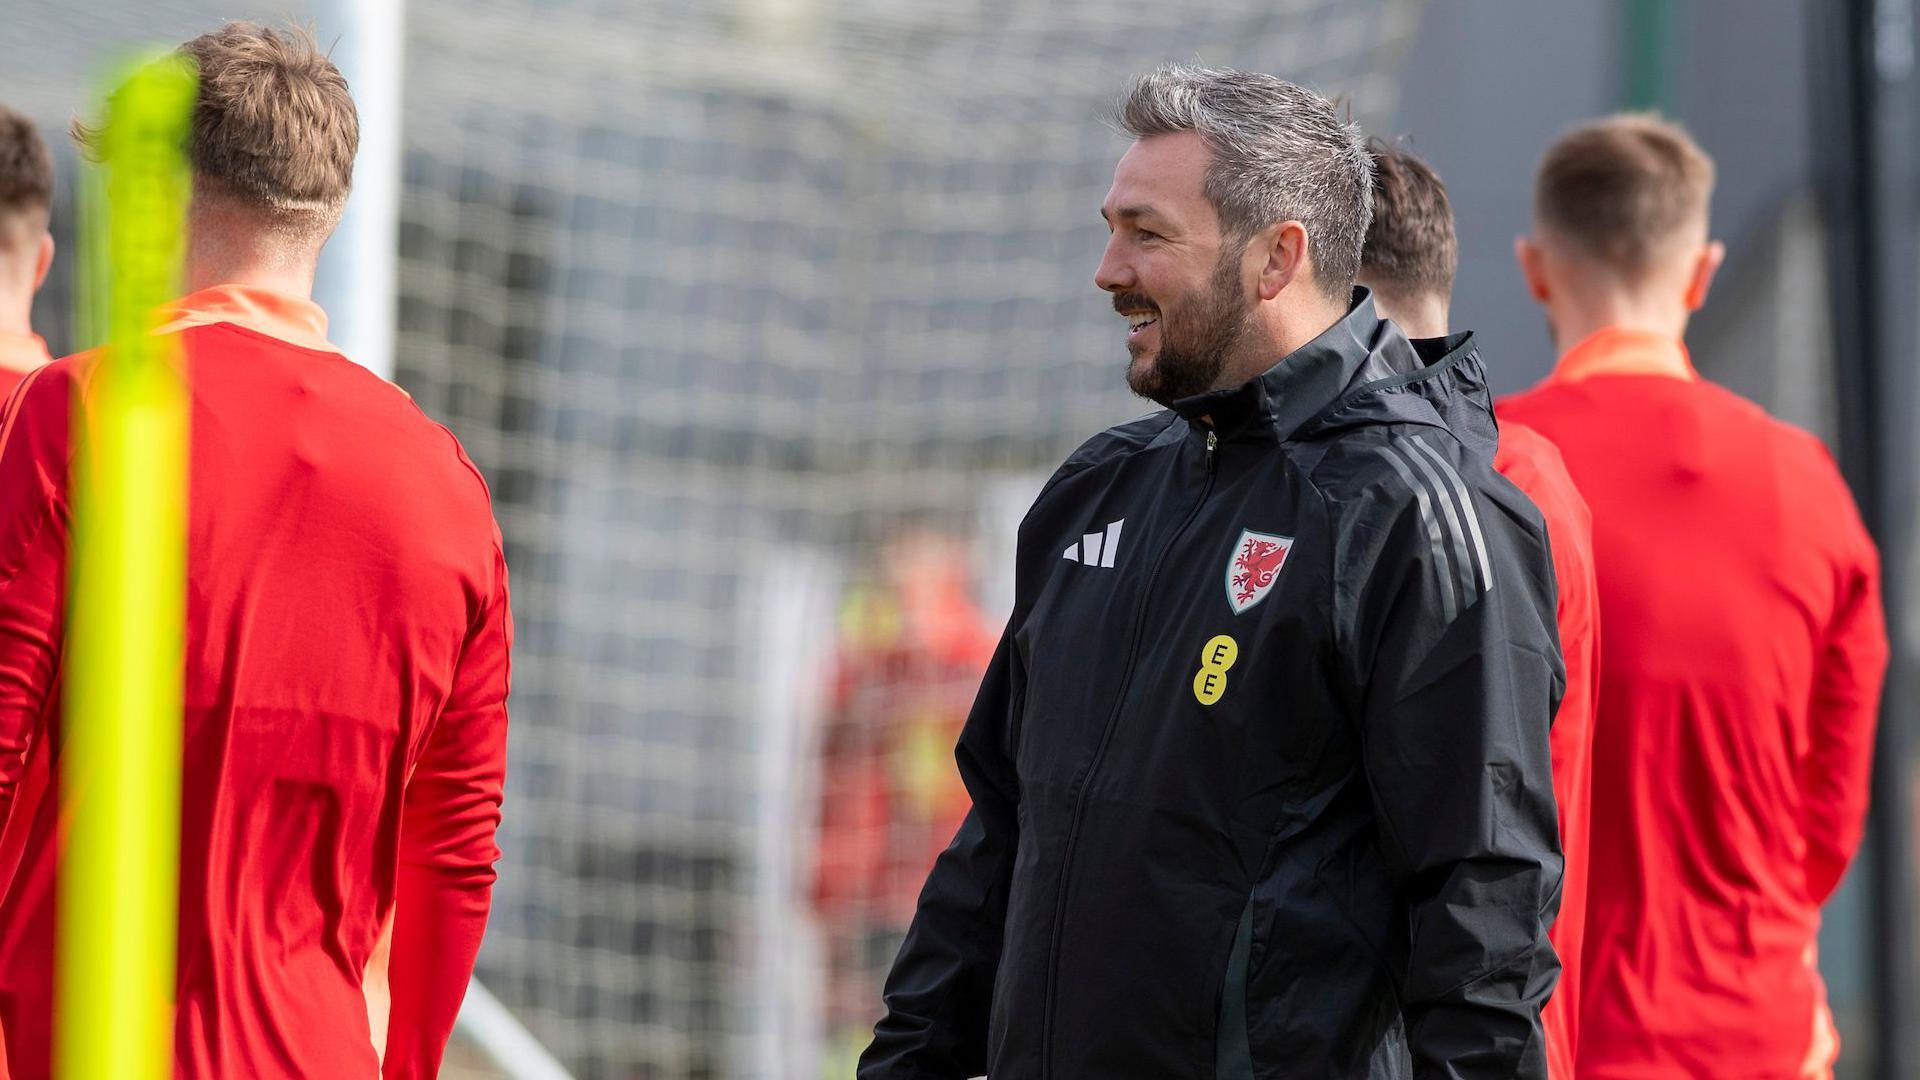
[862,64,1566,1080]
[1499,114,1888,1080]
[812,527,994,1076]
[0,105,54,397]
[0,23,510,1079]
[1354,141,1598,1080]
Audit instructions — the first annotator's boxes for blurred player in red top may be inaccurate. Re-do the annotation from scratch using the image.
[812,529,996,1067]
[1356,142,1597,1080]
[0,24,511,1078]
[1500,114,1887,1080]
[0,105,54,397]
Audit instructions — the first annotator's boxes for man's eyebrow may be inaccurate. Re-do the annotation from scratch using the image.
[1101,205,1159,224]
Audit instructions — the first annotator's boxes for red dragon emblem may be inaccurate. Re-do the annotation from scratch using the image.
[1226,529,1294,614]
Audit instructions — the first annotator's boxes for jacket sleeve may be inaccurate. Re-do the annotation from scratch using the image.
[383,539,512,1078]
[1341,444,1564,1080]
[0,367,73,827]
[1799,503,1887,905]
[858,618,1024,1079]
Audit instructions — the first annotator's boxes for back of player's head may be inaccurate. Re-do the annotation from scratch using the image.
[0,105,53,254]
[1115,64,1373,302]
[1532,113,1714,280]
[77,22,358,246]
[1358,140,1456,310]
[183,22,357,239]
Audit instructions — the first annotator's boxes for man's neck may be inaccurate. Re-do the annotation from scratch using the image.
[1213,296,1348,391]
[0,289,34,339]
[1548,298,1687,356]
[184,200,322,300]
[1382,297,1448,340]
[183,260,316,300]
[0,270,36,334]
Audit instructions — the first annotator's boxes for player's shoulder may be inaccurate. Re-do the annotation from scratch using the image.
[1493,378,1590,435]
[181,324,501,518]
[1494,420,1593,546]
[1310,420,1507,513]
[34,348,100,386]
[1492,420,1580,501]
[1494,378,1557,411]
[1306,423,1540,577]
[0,351,94,466]
[380,396,500,523]
[1747,408,1860,515]
[1739,394,1842,467]
[1034,408,1183,504]
[5,348,103,426]
[1677,378,1852,486]
[1492,417,1558,464]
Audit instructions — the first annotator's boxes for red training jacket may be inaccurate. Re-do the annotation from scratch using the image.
[1492,420,1597,1080]
[1500,328,1886,1080]
[0,285,511,1079]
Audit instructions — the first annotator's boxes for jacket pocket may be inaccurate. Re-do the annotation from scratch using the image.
[1215,895,1256,1080]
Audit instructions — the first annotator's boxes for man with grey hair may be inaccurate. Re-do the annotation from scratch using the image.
[862,64,1564,1079]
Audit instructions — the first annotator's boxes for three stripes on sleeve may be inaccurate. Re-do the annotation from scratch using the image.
[1375,440,1493,621]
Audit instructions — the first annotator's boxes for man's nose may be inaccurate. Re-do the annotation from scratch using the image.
[1094,237,1133,293]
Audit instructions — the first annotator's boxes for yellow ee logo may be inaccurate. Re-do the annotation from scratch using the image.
[1192,634,1239,706]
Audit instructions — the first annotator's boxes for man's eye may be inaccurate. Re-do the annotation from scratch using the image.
[1137,229,1161,242]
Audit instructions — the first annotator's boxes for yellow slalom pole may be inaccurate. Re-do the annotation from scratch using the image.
[54,55,196,1080]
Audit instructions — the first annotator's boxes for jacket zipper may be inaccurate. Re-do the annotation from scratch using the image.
[1039,426,1219,1078]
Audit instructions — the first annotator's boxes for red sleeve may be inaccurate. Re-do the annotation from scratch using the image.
[382,537,512,1078]
[1800,488,1887,905]
[1493,423,1596,1080]
[0,365,74,826]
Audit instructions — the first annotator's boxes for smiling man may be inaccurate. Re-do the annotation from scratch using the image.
[861,65,1566,1080]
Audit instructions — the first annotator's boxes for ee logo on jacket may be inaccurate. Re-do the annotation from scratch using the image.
[1193,529,1294,705]
[1192,634,1239,705]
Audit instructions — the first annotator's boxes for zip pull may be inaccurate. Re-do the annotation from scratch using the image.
[1206,430,1218,474]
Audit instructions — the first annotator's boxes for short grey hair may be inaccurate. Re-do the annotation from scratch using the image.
[1116,64,1373,302]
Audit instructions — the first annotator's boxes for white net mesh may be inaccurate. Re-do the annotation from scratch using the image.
[7,1,1420,1076]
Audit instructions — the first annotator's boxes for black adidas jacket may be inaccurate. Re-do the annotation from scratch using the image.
[859,294,1565,1080]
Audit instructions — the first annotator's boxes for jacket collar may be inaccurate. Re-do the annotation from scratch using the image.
[1166,289,1420,443]
[1405,329,1499,461]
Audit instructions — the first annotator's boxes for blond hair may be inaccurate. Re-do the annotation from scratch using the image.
[1533,113,1714,277]
[76,22,357,236]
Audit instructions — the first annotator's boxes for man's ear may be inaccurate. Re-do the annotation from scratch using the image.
[1256,220,1308,302]
[1684,239,1725,312]
[1515,235,1550,303]
[31,233,53,293]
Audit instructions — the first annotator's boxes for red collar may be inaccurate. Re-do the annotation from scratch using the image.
[1550,327,1695,384]
[153,284,339,354]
